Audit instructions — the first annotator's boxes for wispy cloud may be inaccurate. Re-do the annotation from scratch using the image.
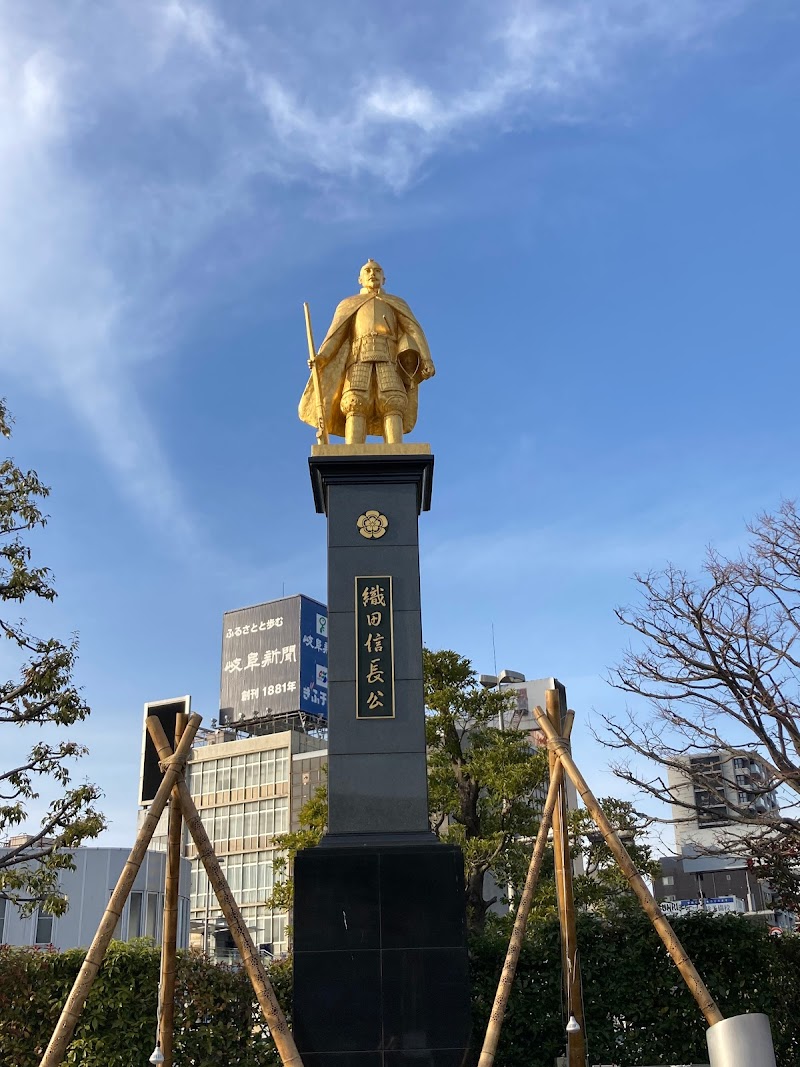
[422,506,749,596]
[0,9,227,558]
[0,0,751,548]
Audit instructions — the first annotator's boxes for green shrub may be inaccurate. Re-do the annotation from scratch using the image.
[2,915,797,1066]
[470,911,800,1067]
[0,940,291,1066]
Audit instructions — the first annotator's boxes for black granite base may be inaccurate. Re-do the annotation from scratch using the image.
[293,839,474,1067]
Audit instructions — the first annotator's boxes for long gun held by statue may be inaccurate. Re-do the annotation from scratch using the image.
[303,302,329,445]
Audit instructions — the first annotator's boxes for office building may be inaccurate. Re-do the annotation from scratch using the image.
[652,850,794,931]
[186,727,326,958]
[138,593,329,961]
[492,675,581,817]
[652,749,793,931]
[667,749,780,851]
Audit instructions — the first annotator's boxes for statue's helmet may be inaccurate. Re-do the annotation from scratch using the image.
[358,259,385,288]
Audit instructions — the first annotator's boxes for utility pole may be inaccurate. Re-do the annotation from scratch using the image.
[546,687,587,1067]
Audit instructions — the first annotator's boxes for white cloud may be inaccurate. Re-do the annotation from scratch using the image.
[0,0,753,548]
[210,0,751,186]
[0,30,206,559]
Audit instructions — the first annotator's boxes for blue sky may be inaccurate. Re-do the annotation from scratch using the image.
[1,0,798,850]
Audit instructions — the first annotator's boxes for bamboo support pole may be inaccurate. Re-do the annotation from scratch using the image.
[478,753,567,1067]
[532,704,725,1028]
[39,714,202,1067]
[146,717,304,1067]
[546,692,586,1067]
[158,710,187,1067]
[303,302,328,444]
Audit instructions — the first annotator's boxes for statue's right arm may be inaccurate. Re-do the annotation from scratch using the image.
[314,310,352,367]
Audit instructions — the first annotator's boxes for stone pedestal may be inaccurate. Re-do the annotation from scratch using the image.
[293,841,472,1067]
[293,445,473,1067]
[308,445,434,840]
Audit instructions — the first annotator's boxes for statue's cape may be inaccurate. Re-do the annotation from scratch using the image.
[298,291,432,439]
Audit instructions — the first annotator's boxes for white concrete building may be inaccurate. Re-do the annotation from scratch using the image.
[0,844,190,950]
[667,750,780,851]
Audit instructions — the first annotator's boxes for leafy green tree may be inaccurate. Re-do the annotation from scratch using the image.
[267,780,327,912]
[0,399,105,914]
[484,797,661,927]
[569,796,661,913]
[269,651,550,934]
[423,648,548,933]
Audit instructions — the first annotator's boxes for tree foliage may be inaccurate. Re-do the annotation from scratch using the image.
[492,796,661,926]
[270,650,657,936]
[569,797,662,915]
[0,400,104,914]
[423,648,548,932]
[0,940,291,1066]
[603,502,800,902]
[267,779,327,912]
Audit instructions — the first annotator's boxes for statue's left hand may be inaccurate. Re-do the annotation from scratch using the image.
[420,361,435,380]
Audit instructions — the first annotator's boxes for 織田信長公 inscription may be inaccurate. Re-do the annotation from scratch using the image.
[355,576,395,719]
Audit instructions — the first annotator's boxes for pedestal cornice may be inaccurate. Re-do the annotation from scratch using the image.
[308,448,434,516]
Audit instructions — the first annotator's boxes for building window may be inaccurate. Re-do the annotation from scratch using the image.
[35,908,54,945]
[0,897,6,941]
[734,757,748,770]
[202,761,217,796]
[217,758,231,794]
[231,755,246,792]
[194,748,290,803]
[662,875,674,886]
[129,892,143,938]
[145,892,160,940]
[205,797,288,851]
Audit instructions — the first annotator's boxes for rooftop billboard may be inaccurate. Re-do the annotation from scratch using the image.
[219,594,327,725]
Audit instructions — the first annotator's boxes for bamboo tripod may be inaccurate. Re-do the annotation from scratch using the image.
[478,698,724,1067]
[39,701,726,1067]
[38,713,304,1067]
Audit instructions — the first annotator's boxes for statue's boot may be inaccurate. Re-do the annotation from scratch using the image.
[383,413,403,444]
[345,414,367,444]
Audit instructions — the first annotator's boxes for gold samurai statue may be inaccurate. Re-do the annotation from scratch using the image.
[299,259,435,445]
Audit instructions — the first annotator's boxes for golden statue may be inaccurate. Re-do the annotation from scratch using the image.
[299,259,435,445]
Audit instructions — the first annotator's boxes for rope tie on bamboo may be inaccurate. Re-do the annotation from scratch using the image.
[545,735,571,757]
[158,753,188,775]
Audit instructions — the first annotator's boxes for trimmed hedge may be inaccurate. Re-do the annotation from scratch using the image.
[470,910,800,1066]
[1,915,797,1066]
[0,939,291,1066]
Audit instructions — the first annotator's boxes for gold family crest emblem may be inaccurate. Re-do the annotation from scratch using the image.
[357,510,389,539]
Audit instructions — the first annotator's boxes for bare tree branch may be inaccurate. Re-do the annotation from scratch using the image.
[601,501,800,905]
